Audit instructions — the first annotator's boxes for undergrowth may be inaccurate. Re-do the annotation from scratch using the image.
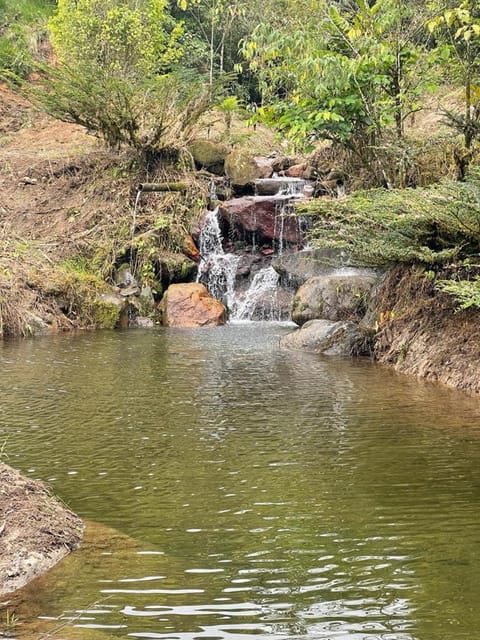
[299,166,480,308]
[0,0,55,76]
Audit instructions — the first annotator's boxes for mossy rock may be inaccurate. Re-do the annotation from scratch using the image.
[188,139,229,175]
[156,251,197,288]
[94,295,126,329]
[224,148,258,186]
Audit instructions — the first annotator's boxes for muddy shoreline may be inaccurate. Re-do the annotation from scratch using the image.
[0,463,84,597]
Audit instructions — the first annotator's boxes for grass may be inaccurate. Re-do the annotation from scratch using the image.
[0,0,56,77]
[1,0,55,24]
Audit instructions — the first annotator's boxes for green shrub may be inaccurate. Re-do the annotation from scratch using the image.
[437,276,480,310]
[299,167,480,268]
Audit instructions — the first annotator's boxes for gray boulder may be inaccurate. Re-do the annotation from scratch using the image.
[272,249,342,287]
[272,249,378,288]
[292,273,378,326]
[280,319,369,357]
[224,148,259,187]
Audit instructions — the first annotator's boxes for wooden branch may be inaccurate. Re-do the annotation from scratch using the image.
[138,182,189,193]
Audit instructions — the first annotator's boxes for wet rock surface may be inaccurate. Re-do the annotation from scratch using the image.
[292,273,378,326]
[280,319,369,357]
[271,248,355,287]
[219,196,303,246]
[159,283,226,327]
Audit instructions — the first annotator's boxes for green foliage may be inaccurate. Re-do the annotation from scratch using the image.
[49,0,183,77]
[437,275,480,309]
[428,1,480,149]
[0,0,54,76]
[217,95,244,134]
[174,0,251,85]
[6,0,214,160]
[244,0,436,166]
[299,167,480,267]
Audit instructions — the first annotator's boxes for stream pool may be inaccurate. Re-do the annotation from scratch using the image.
[1,324,480,640]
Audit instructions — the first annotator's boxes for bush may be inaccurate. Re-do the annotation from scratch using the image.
[25,65,211,161]
[437,276,480,310]
[299,168,480,268]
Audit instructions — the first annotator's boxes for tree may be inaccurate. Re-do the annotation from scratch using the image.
[24,0,212,161]
[428,1,480,151]
[174,0,248,84]
[50,0,183,77]
[243,0,436,184]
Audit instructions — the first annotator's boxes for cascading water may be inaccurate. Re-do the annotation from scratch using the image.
[196,208,292,322]
[196,175,311,322]
[196,207,240,309]
[233,266,281,321]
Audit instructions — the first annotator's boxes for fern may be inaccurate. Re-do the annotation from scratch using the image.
[437,276,480,310]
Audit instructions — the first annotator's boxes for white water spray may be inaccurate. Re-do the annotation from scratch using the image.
[233,267,280,321]
[196,208,240,309]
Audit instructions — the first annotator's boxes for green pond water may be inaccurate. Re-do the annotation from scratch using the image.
[1,324,480,640]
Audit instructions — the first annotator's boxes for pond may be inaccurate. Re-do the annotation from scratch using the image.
[1,324,480,640]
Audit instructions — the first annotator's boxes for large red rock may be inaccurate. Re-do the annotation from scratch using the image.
[159,283,226,328]
[219,196,303,245]
[285,162,307,177]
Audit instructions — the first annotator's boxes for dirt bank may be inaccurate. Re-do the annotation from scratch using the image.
[372,266,480,394]
[0,463,84,597]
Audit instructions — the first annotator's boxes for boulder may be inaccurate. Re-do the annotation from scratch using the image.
[285,162,307,178]
[131,316,155,328]
[96,293,129,329]
[254,156,274,178]
[280,319,368,356]
[219,196,303,245]
[272,250,377,288]
[271,155,299,173]
[115,264,139,295]
[159,283,226,328]
[225,148,258,187]
[156,252,198,290]
[188,139,229,175]
[292,274,378,326]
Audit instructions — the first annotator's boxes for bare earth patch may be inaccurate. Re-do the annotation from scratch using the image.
[0,463,84,597]
[373,266,480,395]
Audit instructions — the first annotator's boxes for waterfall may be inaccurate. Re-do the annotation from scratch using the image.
[232,267,280,321]
[196,208,291,322]
[196,208,240,309]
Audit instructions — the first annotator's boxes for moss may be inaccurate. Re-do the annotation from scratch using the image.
[188,139,229,174]
[92,299,122,329]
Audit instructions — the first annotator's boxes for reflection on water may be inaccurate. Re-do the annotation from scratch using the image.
[1,325,480,640]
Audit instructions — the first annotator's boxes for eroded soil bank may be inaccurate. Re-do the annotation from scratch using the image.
[372,266,480,394]
[0,463,84,597]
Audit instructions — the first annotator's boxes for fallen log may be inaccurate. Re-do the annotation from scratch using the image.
[138,182,189,193]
